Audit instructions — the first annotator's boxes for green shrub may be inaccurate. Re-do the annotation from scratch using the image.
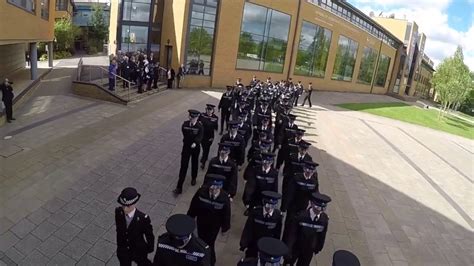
[39,54,48,61]
[87,46,98,55]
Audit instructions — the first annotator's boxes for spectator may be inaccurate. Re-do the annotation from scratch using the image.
[1,78,15,123]
[108,59,117,91]
[198,60,205,75]
[167,67,175,89]
[177,64,185,88]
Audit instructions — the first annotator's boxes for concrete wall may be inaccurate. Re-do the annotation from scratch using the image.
[72,81,127,105]
[0,44,26,79]
[108,0,119,55]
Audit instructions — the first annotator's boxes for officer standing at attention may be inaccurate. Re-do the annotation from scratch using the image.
[240,191,283,259]
[174,110,204,195]
[153,214,210,266]
[187,174,231,266]
[115,187,155,266]
[199,104,219,169]
[284,192,331,266]
[218,86,233,135]
[238,237,289,266]
[205,143,238,199]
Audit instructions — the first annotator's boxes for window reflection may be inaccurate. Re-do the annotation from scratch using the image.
[121,25,149,52]
[294,21,332,78]
[357,46,377,84]
[123,0,151,22]
[332,35,358,81]
[237,2,290,73]
[375,54,391,87]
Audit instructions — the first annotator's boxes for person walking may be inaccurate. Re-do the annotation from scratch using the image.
[167,67,175,89]
[199,104,219,169]
[301,82,313,108]
[174,110,204,195]
[1,79,15,123]
[109,59,117,91]
[218,86,233,135]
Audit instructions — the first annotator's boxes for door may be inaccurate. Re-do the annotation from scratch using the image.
[165,45,172,68]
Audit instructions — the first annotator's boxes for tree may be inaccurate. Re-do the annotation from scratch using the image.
[432,46,473,119]
[88,4,108,52]
[54,18,81,52]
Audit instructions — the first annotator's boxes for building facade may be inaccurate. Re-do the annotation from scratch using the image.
[54,0,75,21]
[0,0,55,80]
[109,0,404,94]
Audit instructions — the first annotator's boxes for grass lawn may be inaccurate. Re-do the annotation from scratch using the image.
[336,102,474,139]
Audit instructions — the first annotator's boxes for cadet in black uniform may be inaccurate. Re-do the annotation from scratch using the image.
[188,175,231,266]
[275,114,299,168]
[251,115,273,143]
[220,121,246,167]
[237,111,252,147]
[115,187,155,266]
[243,153,278,213]
[174,110,204,195]
[284,192,331,266]
[240,191,283,259]
[243,139,272,181]
[276,128,305,170]
[218,86,233,134]
[205,143,238,199]
[153,214,210,266]
[238,237,289,266]
[333,250,361,266]
[199,104,219,169]
[281,140,313,199]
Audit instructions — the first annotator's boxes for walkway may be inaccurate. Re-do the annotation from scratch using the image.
[0,84,472,265]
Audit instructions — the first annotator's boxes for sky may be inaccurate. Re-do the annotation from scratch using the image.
[349,0,474,70]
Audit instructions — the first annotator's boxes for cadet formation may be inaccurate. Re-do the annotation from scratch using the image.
[115,77,361,266]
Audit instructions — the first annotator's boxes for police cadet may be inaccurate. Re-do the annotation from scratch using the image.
[333,250,361,266]
[220,120,246,168]
[205,143,238,199]
[275,114,298,167]
[199,104,219,169]
[243,138,272,181]
[238,237,288,266]
[115,187,155,266]
[187,174,231,266]
[276,128,305,170]
[153,214,210,266]
[243,153,278,214]
[281,140,313,198]
[240,191,283,259]
[252,115,273,143]
[237,111,252,146]
[284,192,331,266]
[218,86,233,135]
[174,110,204,195]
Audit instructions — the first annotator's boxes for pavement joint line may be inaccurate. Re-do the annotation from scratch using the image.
[397,127,473,184]
[451,140,474,155]
[4,102,102,137]
[361,119,474,229]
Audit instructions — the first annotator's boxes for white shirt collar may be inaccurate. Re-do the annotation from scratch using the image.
[309,208,320,221]
[262,166,271,174]
[220,156,228,164]
[127,208,136,219]
[263,208,274,217]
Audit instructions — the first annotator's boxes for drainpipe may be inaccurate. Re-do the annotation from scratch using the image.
[286,0,302,81]
[370,39,383,94]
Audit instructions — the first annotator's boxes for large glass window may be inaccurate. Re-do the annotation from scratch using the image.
[185,0,219,76]
[375,54,391,87]
[56,0,68,11]
[294,21,332,78]
[8,0,35,13]
[123,0,152,22]
[357,46,377,84]
[332,35,358,81]
[236,2,291,73]
[41,0,49,20]
[121,25,149,52]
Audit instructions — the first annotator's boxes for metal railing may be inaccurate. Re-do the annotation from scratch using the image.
[80,65,134,102]
[76,58,83,81]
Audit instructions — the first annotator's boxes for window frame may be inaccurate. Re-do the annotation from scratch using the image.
[331,35,359,82]
[7,0,36,14]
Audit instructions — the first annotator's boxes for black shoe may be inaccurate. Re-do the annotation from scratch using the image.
[10,118,16,120]
[191,179,197,186]
[173,188,182,194]
[200,163,205,170]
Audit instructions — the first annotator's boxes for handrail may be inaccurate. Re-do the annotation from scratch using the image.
[98,66,133,84]
[76,58,83,81]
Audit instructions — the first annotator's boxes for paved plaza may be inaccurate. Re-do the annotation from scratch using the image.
[0,66,473,265]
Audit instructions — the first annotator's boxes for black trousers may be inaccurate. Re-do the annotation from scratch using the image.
[275,147,286,169]
[294,95,300,106]
[176,77,181,88]
[285,249,314,266]
[117,252,152,266]
[220,110,231,133]
[197,226,220,266]
[3,100,13,120]
[167,79,173,89]
[109,78,115,91]
[244,242,259,259]
[177,145,200,189]
[200,139,213,164]
[302,95,312,107]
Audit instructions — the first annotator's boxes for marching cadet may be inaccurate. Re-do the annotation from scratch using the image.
[284,192,331,266]
[273,105,291,152]
[220,121,246,167]
[251,115,273,143]
[218,86,233,135]
[247,131,271,162]
[199,104,219,170]
[238,237,288,266]
[174,110,204,195]
[153,214,210,266]
[253,100,272,126]
[205,143,238,199]
[115,187,155,266]
[188,174,231,266]
[332,250,361,266]
[243,139,272,181]
[242,153,278,214]
[240,191,283,258]
[237,111,252,146]
[276,128,305,170]
[294,81,303,106]
[281,140,313,198]
[275,113,298,154]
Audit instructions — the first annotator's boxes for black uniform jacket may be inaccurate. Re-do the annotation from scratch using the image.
[220,133,246,166]
[279,138,303,166]
[199,113,218,141]
[187,186,231,233]
[283,153,313,178]
[153,233,211,266]
[218,92,233,112]
[286,210,329,256]
[242,166,279,207]
[205,156,238,197]
[278,124,299,147]
[281,173,319,213]
[237,122,252,145]
[115,207,155,256]
[182,120,204,147]
[240,206,283,249]
[0,83,14,102]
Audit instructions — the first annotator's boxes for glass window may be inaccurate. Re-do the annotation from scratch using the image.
[185,0,219,75]
[40,0,49,20]
[121,25,149,52]
[56,0,68,11]
[294,21,332,78]
[375,54,391,87]
[123,0,151,22]
[236,2,291,73]
[332,35,359,81]
[357,47,377,84]
[8,0,35,13]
